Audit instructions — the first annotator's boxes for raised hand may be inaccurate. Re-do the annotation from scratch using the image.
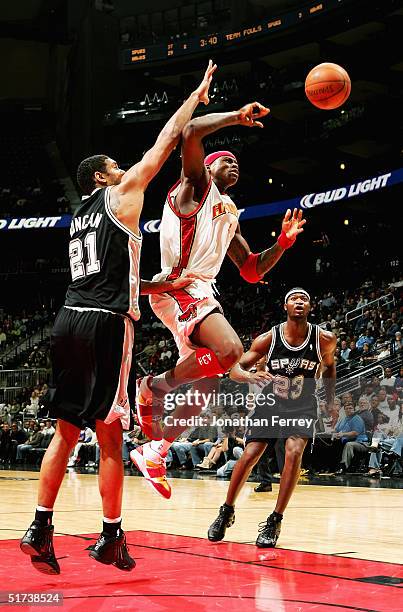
[195,59,217,105]
[238,102,270,128]
[281,208,306,240]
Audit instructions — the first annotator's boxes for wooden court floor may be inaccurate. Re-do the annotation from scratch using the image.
[1,470,402,564]
[1,471,403,611]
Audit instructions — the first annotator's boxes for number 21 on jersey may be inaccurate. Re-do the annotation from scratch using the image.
[69,231,100,280]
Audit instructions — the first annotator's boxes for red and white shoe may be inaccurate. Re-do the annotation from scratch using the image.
[130,444,171,499]
[136,376,164,440]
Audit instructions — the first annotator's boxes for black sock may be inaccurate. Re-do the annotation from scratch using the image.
[272,511,283,522]
[102,520,122,537]
[223,502,234,511]
[35,509,53,526]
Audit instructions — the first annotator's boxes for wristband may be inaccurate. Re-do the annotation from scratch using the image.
[277,231,295,250]
[240,252,262,284]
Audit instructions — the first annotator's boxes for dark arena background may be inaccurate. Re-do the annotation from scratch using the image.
[0,1,402,610]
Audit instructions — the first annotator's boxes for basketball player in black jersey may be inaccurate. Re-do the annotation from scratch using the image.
[208,288,336,547]
[19,61,217,574]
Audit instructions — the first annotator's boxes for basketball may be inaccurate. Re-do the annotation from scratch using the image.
[305,62,351,110]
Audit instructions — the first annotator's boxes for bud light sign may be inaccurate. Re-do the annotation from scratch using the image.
[300,172,392,208]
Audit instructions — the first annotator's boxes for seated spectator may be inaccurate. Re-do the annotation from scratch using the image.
[348,340,360,363]
[391,331,403,355]
[377,388,389,412]
[355,397,374,434]
[395,367,403,395]
[9,399,21,422]
[216,428,245,477]
[360,343,375,366]
[366,418,403,476]
[16,422,43,463]
[170,428,195,469]
[340,340,351,362]
[333,403,368,474]
[42,419,55,436]
[379,368,396,390]
[67,426,95,467]
[380,396,401,429]
[359,381,375,403]
[186,417,218,468]
[356,332,374,350]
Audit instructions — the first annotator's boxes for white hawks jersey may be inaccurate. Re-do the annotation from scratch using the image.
[158,178,239,283]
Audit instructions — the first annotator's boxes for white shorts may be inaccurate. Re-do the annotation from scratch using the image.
[149,277,222,363]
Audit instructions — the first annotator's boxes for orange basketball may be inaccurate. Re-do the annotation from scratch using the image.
[305,62,351,110]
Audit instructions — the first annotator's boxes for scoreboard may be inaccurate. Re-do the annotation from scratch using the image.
[122,0,349,67]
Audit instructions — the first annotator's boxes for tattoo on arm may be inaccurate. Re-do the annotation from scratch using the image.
[108,189,120,215]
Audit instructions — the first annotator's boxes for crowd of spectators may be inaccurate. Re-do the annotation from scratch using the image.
[0,311,50,353]
[0,383,49,424]
[1,366,401,481]
[0,417,55,465]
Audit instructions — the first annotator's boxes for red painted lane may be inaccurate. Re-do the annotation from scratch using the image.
[0,531,401,611]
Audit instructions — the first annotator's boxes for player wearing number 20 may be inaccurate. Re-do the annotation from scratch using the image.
[208,288,336,548]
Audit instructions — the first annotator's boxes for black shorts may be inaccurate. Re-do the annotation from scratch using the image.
[45,307,136,429]
[244,399,317,445]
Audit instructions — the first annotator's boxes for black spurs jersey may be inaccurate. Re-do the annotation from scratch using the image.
[266,322,322,408]
[65,187,142,319]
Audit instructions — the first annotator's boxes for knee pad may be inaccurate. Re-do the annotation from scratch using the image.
[195,347,226,377]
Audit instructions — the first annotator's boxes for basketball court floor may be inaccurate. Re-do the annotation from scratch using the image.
[1,469,402,611]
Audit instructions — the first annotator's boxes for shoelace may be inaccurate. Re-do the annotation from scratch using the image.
[257,519,277,537]
[213,507,232,525]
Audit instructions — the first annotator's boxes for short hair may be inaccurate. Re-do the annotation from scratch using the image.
[76,154,109,195]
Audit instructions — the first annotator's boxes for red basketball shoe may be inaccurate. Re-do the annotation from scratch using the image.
[130,444,171,499]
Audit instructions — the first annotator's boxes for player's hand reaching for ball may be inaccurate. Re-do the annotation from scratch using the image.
[238,102,270,128]
[281,208,306,241]
[194,59,217,105]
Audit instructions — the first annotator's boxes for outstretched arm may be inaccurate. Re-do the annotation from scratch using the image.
[120,60,216,193]
[177,102,270,203]
[227,208,306,283]
[109,60,217,234]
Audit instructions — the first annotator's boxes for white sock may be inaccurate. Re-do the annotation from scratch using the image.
[103,516,122,523]
[150,439,172,457]
[36,505,53,512]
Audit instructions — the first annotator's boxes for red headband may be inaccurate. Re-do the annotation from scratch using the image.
[204,151,237,166]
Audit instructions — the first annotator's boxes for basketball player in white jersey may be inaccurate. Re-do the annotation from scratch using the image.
[208,288,336,548]
[19,61,216,574]
[132,106,306,498]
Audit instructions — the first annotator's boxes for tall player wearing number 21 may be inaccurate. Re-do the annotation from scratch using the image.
[208,288,336,548]
[19,61,217,575]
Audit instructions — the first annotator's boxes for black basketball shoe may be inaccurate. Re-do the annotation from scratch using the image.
[207,504,235,542]
[89,529,135,571]
[256,513,282,548]
[20,520,60,575]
